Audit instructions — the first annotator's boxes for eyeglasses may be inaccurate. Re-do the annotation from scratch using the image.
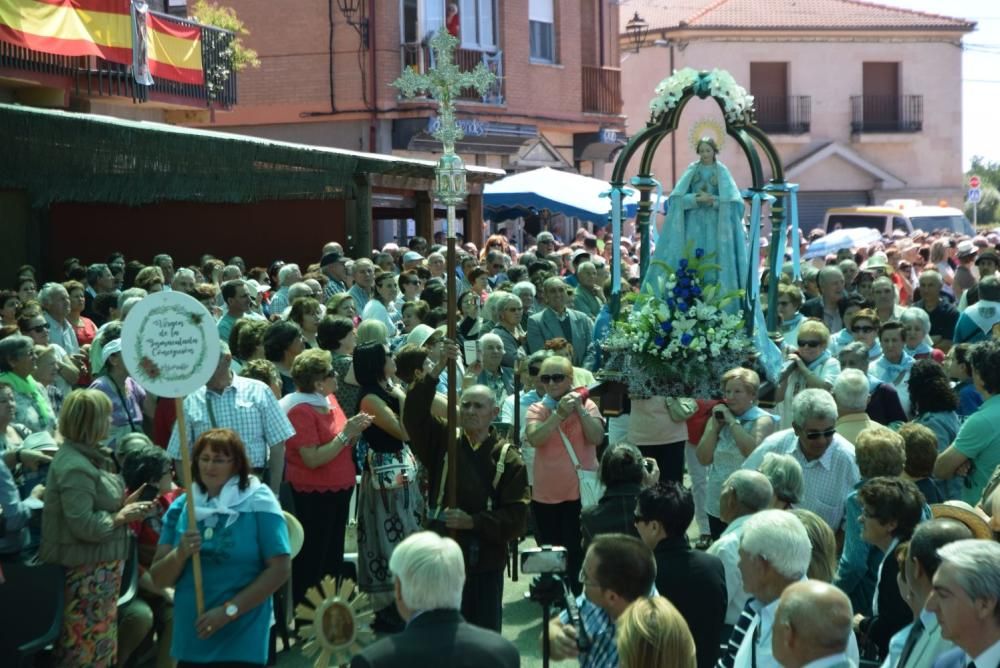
[803,428,836,441]
[460,400,486,409]
[28,323,50,332]
[528,366,541,376]
[325,369,336,378]
[198,456,233,466]
[578,569,600,587]
[539,373,567,384]
[633,511,649,524]
[505,306,523,312]
[852,325,876,334]
[797,339,822,348]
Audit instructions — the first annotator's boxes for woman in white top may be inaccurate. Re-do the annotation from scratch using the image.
[360,272,400,336]
[697,368,777,538]
[774,319,841,429]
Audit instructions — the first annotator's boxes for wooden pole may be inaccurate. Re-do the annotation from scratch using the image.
[446,204,458,512]
[174,397,205,615]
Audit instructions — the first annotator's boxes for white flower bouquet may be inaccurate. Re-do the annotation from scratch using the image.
[602,243,755,398]
[649,68,755,125]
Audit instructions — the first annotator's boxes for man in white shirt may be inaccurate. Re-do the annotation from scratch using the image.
[730,509,813,668]
[772,580,856,668]
[40,283,80,354]
[743,389,860,533]
[891,518,972,668]
[709,470,774,628]
[925,540,1000,668]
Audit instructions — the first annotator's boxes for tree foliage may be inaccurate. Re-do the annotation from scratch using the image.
[190,0,260,71]
[966,156,1000,226]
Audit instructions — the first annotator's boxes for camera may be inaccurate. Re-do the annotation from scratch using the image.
[714,408,727,421]
[520,545,567,575]
[644,458,655,474]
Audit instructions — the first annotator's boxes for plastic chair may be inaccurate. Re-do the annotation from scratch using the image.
[0,561,66,667]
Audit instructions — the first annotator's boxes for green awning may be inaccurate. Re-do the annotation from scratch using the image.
[0,103,504,207]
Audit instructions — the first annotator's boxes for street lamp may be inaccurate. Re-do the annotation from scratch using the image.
[626,12,649,53]
[337,0,369,48]
[435,152,468,207]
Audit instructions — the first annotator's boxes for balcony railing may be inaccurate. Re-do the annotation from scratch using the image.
[754,95,811,134]
[582,65,621,115]
[850,95,922,133]
[399,42,504,105]
[0,11,236,108]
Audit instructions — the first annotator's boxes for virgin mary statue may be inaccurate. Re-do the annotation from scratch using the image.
[646,136,748,298]
[644,136,781,379]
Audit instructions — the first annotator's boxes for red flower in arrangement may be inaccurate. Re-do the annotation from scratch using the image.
[139,356,161,379]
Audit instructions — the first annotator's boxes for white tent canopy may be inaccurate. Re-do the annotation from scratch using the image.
[483,167,640,226]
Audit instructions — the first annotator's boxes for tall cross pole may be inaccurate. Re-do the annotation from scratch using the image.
[392,29,495,511]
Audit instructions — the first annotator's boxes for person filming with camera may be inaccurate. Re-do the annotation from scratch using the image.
[546,533,657,667]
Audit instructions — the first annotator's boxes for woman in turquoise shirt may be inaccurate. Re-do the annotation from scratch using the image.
[152,428,290,667]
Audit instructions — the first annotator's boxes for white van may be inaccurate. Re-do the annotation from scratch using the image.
[824,204,974,236]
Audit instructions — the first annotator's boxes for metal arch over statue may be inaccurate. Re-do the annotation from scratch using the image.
[602,68,801,398]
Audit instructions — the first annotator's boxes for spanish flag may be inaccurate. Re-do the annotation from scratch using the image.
[0,0,204,85]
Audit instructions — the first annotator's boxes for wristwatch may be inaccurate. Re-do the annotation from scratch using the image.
[224,602,239,619]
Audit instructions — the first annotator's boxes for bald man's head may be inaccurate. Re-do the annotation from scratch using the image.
[773,580,853,668]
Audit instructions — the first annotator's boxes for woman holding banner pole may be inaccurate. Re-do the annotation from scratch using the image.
[152,429,290,667]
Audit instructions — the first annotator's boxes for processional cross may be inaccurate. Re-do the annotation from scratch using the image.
[392,28,495,510]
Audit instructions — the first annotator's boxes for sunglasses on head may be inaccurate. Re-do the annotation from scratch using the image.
[797,339,822,348]
[803,428,836,441]
[539,373,567,384]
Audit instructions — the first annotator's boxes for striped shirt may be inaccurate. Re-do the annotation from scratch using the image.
[560,596,618,668]
[167,375,294,468]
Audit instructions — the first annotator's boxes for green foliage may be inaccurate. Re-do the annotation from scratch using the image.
[190,0,260,72]
[966,156,1000,226]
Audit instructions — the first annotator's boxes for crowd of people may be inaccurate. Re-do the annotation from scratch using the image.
[2,220,1000,668]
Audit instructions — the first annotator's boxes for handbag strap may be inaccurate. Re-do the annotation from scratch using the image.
[558,428,583,471]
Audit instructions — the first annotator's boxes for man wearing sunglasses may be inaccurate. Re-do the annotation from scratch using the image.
[403,341,529,633]
[742,389,860,536]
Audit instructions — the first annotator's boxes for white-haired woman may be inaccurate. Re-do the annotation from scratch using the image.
[758,452,803,510]
[491,292,526,369]
[462,332,512,407]
[900,307,944,363]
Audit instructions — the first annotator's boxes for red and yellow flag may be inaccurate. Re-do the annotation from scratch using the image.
[0,0,204,85]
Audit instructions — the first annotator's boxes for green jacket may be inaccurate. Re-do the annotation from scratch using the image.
[40,440,129,567]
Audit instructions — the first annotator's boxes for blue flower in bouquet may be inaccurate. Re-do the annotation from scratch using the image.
[667,298,676,309]
[681,332,694,346]
[695,248,705,259]
[677,300,689,312]
[691,285,702,297]
[660,321,673,333]
[655,335,665,347]
[678,258,688,270]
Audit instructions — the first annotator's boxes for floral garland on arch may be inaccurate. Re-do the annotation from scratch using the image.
[602,244,755,398]
[650,67,755,125]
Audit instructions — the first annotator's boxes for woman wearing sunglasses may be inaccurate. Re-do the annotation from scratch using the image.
[774,319,841,429]
[848,308,882,360]
[526,355,604,596]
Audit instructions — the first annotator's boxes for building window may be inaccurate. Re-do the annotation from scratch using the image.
[402,0,445,44]
[460,0,497,51]
[529,0,554,63]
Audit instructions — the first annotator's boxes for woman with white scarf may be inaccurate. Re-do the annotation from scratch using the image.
[151,429,290,667]
[280,348,371,608]
[774,319,841,429]
[870,321,914,418]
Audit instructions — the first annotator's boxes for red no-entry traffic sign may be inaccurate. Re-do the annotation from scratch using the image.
[970,175,981,189]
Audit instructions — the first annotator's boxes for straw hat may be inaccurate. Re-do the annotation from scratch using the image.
[283,511,305,559]
[931,501,993,540]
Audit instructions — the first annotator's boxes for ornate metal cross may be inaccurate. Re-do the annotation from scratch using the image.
[392,28,495,153]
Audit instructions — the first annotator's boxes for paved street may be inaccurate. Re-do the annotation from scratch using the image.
[276,535,549,667]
